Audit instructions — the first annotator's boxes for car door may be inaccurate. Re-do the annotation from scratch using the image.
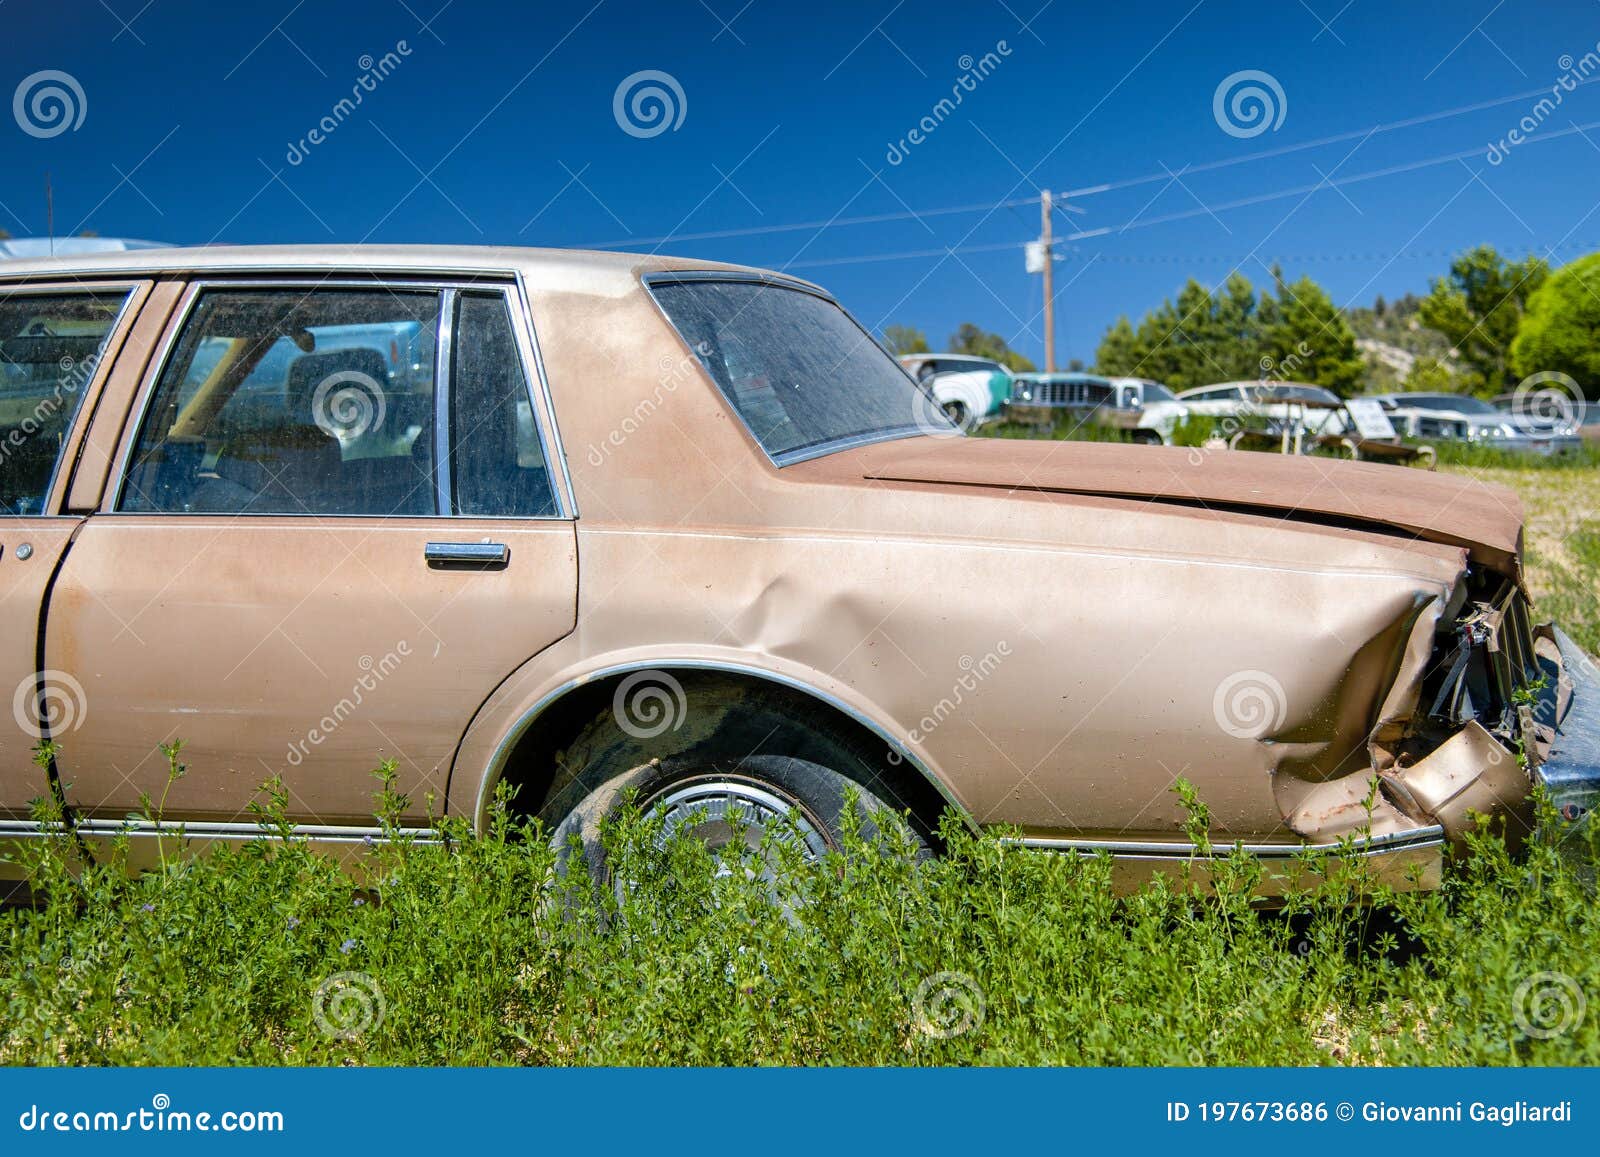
[0,281,150,817]
[44,278,578,827]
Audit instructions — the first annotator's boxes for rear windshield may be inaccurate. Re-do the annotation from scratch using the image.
[649,278,951,462]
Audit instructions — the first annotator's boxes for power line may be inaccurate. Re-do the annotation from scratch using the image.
[1060,76,1600,198]
[783,118,1600,270]
[578,79,1600,250]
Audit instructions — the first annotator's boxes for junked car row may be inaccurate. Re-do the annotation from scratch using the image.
[898,356,1589,457]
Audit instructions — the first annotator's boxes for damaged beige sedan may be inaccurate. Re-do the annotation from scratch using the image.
[1,245,1595,892]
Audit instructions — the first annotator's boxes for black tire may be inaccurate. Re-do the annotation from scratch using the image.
[550,755,916,887]
[541,678,932,884]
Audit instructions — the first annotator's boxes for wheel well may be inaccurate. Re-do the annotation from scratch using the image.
[488,668,957,842]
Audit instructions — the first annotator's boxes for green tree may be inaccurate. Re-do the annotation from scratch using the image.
[1093,274,1266,391]
[881,325,929,355]
[1402,355,1454,393]
[1417,245,1547,395]
[946,323,1036,372]
[1263,275,1365,393]
[1094,316,1143,376]
[1510,252,1600,398]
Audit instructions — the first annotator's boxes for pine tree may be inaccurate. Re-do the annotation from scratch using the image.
[1264,276,1365,394]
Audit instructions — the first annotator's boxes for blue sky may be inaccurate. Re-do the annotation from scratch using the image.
[6,0,1600,366]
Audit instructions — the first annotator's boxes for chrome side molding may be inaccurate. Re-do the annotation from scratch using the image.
[1007,824,1447,860]
[0,818,440,845]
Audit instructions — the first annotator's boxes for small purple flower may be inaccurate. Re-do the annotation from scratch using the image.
[286,916,300,930]
[352,897,365,908]
[140,903,155,913]
[362,834,374,847]
[340,938,357,955]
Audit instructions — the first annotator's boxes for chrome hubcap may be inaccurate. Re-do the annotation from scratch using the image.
[643,780,829,872]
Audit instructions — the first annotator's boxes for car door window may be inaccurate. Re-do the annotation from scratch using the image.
[0,291,131,515]
[448,291,556,517]
[120,289,441,515]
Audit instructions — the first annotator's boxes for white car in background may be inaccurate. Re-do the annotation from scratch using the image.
[1175,381,1351,440]
[1375,392,1583,456]
[1105,377,1187,444]
[897,353,1013,431]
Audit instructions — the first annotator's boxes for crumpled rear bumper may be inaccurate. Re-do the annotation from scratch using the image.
[1532,627,1600,827]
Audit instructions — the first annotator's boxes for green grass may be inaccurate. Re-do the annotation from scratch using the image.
[3,771,1597,1066]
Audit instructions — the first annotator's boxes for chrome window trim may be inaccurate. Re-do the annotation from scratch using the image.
[0,282,143,518]
[471,657,977,832]
[511,272,578,519]
[0,263,528,285]
[433,287,457,515]
[639,271,946,469]
[106,277,572,521]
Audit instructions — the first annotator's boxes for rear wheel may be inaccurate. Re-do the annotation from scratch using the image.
[551,752,917,889]
[540,679,932,888]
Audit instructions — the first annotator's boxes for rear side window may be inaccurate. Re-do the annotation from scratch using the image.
[121,289,441,515]
[0,290,130,515]
[448,292,555,517]
[649,278,951,463]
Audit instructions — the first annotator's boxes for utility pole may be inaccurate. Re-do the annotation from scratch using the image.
[1040,189,1055,373]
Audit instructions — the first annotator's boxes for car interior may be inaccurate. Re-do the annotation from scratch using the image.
[120,288,556,518]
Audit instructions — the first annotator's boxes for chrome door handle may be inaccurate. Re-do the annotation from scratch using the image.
[425,541,509,566]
